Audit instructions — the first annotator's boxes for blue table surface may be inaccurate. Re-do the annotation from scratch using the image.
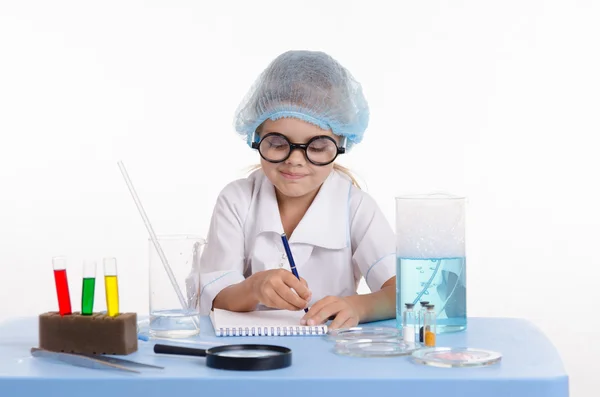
[0,316,568,397]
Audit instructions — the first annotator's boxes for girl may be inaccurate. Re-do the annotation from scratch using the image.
[192,50,396,330]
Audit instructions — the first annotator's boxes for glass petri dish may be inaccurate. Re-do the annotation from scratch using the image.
[334,339,420,357]
[411,347,502,368]
[327,327,402,342]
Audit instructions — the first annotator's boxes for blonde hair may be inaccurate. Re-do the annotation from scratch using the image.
[333,163,361,188]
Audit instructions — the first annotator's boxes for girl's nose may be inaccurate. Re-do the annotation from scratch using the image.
[285,148,306,166]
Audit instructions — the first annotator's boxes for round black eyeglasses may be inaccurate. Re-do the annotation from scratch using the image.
[251,133,345,166]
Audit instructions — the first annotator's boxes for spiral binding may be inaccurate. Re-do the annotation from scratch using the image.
[215,325,328,337]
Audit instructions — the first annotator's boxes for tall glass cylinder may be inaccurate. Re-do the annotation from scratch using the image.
[395,194,466,333]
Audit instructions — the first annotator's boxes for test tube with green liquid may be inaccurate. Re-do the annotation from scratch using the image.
[81,260,96,315]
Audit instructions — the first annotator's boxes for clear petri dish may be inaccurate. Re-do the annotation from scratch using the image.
[327,327,402,342]
[334,339,420,357]
[411,347,502,368]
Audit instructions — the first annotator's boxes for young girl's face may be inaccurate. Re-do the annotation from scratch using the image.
[258,118,340,200]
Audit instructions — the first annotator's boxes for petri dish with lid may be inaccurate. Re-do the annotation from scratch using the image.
[411,347,502,368]
[334,339,420,357]
[327,327,402,343]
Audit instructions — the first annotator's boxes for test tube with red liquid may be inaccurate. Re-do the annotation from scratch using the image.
[52,256,72,315]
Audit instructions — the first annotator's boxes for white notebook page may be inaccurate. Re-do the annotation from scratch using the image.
[210,308,306,329]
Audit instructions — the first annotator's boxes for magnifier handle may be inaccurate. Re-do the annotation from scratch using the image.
[154,344,206,357]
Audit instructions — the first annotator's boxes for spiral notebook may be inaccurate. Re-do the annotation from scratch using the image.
[209,308,328,337]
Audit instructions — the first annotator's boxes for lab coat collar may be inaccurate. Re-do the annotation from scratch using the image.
[255,169,350,250]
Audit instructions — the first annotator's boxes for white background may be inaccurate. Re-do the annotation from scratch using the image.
[1,1,598,395]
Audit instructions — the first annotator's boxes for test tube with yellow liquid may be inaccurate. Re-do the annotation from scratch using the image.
[103,257,120,317]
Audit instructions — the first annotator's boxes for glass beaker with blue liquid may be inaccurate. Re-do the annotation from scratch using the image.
[395,194,466,334]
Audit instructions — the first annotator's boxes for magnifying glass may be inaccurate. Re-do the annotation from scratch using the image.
[153,343,292,371]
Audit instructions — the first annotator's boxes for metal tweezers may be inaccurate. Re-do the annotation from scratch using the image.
[30,347,164,374]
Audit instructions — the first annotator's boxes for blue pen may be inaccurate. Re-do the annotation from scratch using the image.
[281,233,309,313]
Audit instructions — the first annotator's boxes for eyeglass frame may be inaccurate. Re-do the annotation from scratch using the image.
[250,132,346,166]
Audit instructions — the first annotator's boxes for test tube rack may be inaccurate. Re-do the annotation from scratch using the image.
[38,311,138,355]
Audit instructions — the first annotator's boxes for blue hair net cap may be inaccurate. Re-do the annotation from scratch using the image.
[234,50,370,150]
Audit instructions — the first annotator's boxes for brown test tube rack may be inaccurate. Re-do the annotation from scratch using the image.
[38,311,138,355]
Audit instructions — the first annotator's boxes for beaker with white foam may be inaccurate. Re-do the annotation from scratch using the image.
[395,194,466,333]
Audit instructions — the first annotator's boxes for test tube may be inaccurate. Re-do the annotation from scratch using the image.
[81,260,96,315]
[418,301,429,343]
[52,256,72,316]
[424,304,437,347]
[103,257,120,317]
[402,303,416,343]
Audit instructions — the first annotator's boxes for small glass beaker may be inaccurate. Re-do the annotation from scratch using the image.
[395,194,466,334]
[149,234,206,338]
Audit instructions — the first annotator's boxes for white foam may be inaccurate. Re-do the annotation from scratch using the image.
[395,194,465,258]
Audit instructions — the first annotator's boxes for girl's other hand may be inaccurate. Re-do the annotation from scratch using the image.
[248,269,311,311]
[301,296,360,329]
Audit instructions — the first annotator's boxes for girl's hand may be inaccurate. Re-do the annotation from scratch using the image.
[248,269,311,311]
[301,296,360,329]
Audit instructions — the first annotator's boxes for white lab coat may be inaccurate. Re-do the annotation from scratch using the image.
[187,168,396,315]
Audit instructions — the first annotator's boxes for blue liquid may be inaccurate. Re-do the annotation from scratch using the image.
[396,257,467,333]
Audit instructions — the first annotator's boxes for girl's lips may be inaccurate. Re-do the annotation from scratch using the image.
[280,171,307,180]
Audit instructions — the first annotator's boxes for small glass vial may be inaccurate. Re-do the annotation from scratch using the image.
[424,304,437,347]
[402,303,416,343]
[418,301,429,343]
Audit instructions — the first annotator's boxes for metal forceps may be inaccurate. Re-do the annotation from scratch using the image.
[30,347,164,374]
